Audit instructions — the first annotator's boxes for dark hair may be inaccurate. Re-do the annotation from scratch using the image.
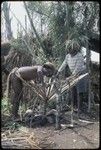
[66,40,80,52]
[43,62,56,74]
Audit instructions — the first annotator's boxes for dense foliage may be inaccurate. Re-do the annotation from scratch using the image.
[25,1,99,63]
[1,1,100,116]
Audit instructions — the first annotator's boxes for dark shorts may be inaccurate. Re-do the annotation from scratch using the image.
[76,70,88,93]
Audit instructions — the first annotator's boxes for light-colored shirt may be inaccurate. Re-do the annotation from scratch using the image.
[58,52,86,75]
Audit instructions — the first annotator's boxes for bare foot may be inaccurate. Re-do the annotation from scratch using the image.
[11,114,21,122]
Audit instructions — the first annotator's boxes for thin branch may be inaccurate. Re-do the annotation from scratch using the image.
[23,2,46,56]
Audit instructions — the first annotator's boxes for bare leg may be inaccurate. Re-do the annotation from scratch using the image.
[11,73,23,118]
[72,86,77,109]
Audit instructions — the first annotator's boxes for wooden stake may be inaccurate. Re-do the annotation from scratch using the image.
[55,93,61,130]
[55,80,61,130]
[77,86,80,118]
[69,81,74,127]
[43,99,47,115]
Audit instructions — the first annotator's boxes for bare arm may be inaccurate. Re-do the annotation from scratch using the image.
[37,66,43,72]
[58,55,68,73]
[37,66,44,84]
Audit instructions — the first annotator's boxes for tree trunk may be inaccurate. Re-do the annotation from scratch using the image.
[2,2,13,40]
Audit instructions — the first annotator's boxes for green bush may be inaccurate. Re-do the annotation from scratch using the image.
[1,97,10,115]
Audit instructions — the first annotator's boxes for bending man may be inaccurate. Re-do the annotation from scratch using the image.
[7,62,56,119]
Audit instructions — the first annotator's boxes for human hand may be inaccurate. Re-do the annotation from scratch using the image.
[55,71,60,78]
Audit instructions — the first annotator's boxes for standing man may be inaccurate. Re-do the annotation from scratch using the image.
[56,41,88,110]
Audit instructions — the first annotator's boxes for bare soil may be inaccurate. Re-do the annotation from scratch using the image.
[1,105,100,149]
[33,122,99,149]
[32,111,100,149]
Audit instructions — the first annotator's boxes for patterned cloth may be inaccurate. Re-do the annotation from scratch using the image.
[58,52,86,75]
[58,52,88,93]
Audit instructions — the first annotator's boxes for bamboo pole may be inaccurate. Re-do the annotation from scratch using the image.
[68,80,74,127]
[84,5,91,112]
[9,8,35,57]
[54,79,61,130]
[10,6,45,59]
[25,15,27,33]
[23,2,46,55]
[55,92,61,130]
[77,86,80,118]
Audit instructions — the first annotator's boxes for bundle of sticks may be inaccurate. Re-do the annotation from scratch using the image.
[27,73,88,101]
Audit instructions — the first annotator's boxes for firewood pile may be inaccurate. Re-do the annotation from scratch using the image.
[1,128,41,149]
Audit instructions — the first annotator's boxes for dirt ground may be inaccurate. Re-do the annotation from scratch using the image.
[2,122,99,149]
[1,105,100,149]
[32,122,99,149]
[32,111,100,149]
